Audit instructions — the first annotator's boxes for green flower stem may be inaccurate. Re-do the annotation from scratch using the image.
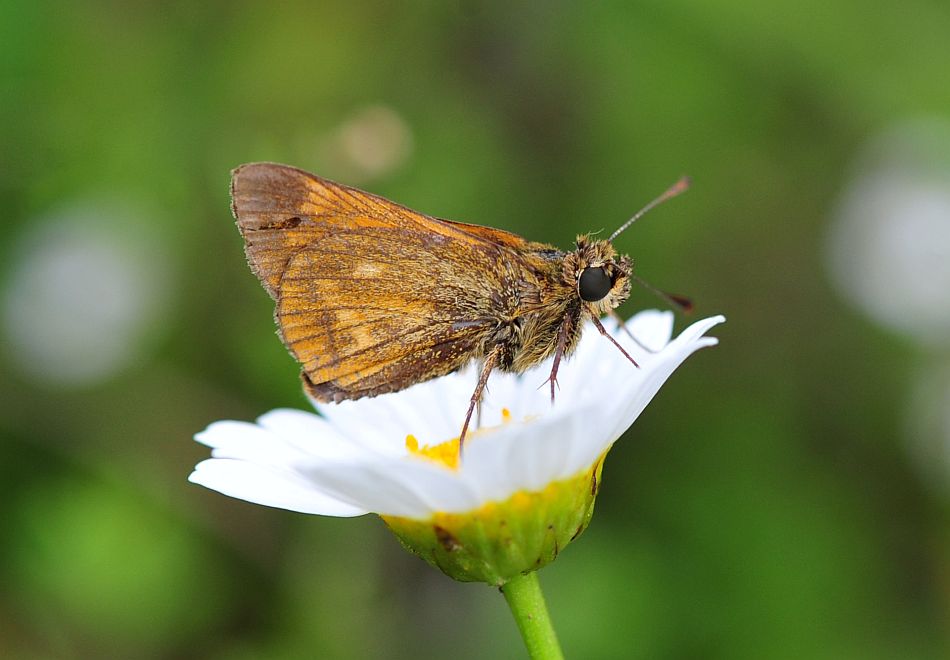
[501,571,564,660]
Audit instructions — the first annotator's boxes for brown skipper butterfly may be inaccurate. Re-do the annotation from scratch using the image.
[231,163,690,448]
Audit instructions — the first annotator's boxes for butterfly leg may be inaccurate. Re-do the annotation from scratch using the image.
[541,316,573,404]
[592,316,639,368]
[607,309,659,354]
[459,345,503,455]
[474,365,490,431]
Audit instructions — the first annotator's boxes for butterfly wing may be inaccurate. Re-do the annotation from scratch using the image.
[231,162,534,401]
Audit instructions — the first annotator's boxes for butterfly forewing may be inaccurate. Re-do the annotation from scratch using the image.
[230,163,529,401]
[231,163,465,297]
[277,228,500,399]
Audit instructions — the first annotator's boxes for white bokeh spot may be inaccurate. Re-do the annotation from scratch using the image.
[827,119,950,346]
[1,201,173,386]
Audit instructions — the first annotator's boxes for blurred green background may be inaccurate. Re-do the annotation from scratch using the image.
[2,2,949,658]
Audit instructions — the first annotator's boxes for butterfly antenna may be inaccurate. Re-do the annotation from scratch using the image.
[631,273,693,314]
[608,176,691,242]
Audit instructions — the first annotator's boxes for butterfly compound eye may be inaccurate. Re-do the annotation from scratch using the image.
[578,266,612,302]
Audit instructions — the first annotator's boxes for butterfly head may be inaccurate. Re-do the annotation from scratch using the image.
[565,236,632,314]
[563,177,691,316]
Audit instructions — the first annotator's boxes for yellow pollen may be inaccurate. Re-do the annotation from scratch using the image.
[405,434,460,471]
[501,407,511,422]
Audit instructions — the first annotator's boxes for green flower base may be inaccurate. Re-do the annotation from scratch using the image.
[382,454,606,586]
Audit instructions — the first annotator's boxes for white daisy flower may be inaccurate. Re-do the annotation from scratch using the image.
[190,310,724,584]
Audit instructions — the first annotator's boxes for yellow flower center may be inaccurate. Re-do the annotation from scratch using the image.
[406,433,460,470]
[405,407,514,471]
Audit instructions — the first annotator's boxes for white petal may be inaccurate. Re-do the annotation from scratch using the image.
[189,459,367,517]
[462,404,602,502]
[196,417,364,464]
[196,421,309,464]
[255,409,370,460]
[301,457,482,518]
[312,400,406,456]
[315,376,475,455]
[603,315,724,441]
[626,309,675,351]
